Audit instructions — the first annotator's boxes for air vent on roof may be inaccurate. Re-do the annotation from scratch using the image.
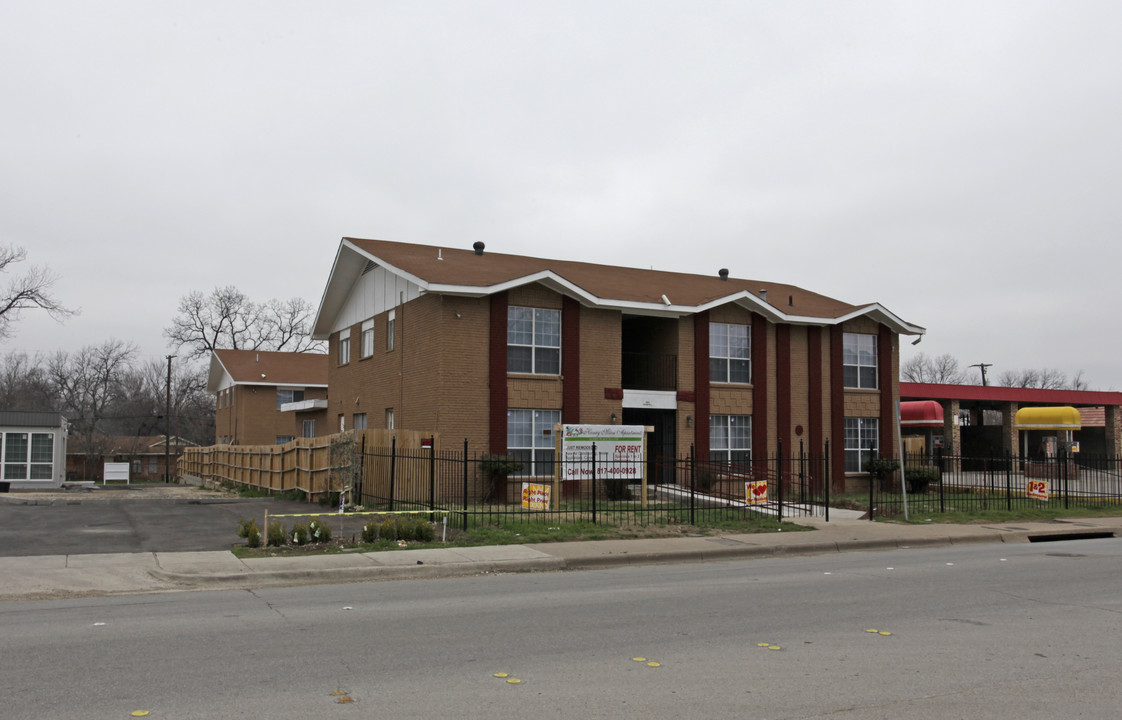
[759,289,768,302]
[718,268,729,281]
[473,241,485,256]
[362,260,377,275]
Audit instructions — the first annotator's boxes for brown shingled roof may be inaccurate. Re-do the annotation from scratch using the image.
[213,349,328,386]
[345,237,859,318]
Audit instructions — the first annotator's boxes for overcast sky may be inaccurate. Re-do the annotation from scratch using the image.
[3,1,1120,388]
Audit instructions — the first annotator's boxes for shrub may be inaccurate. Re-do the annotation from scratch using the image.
[237,518,261,548]
[361,521,379,543]
[291,523,310,545]
[694,468,717,493]
[411,518,435,542]
[904,465,940,494]
[266,521,286,547]
[604,478,632,501]
[308,520,332,543]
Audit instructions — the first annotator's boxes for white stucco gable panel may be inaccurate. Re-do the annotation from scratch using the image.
[334,265,422,334]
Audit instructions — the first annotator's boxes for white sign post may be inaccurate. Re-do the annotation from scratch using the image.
[561,424,646,501]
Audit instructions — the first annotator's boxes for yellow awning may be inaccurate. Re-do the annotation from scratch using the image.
[1014,406,1081,430]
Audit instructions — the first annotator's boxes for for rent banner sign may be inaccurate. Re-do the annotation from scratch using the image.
[561,424,645,481]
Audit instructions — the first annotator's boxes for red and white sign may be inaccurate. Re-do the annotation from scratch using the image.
[521,482,551,511]
[745,481,768,505]
[1027,479,1050,501]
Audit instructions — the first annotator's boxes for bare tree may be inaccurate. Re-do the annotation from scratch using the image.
[901,353,968,384]
[0,245,76,340]
[997,367,1071,390]
[0,352,56,410]
[47,340,137,476]
[165,286,324,360]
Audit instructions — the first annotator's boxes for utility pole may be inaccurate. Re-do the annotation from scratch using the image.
[165,355,175,483]
[969,363,992,387]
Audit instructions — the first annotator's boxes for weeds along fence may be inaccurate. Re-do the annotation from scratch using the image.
[354,439,834,530]
[868,449,1122,519]
[178,429,439,500]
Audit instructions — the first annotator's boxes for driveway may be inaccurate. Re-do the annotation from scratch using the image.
[0,486,330,556]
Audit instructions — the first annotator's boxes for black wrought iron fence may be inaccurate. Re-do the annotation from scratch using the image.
[868,449,1122,519]
[353,438,833,531]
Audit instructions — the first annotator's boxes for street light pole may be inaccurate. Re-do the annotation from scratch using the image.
[165,355,175,483]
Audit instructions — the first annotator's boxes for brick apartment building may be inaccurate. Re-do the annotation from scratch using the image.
[208,349,329,446]
[311,238,924,491]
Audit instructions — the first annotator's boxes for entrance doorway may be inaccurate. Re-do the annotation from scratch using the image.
[622,408,677,486]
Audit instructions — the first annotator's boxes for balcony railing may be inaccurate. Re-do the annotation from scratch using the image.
[621,352,677,391]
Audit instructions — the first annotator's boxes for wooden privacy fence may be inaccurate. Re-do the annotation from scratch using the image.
[179,429,439,499]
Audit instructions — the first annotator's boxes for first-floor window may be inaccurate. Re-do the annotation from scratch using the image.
[709,415,752,466]
[845,417,879,472]
[302,420,315,438]
[353,413,367,430]
[507,409,560,477]
[277,435,296,444]
[385,408,395,429]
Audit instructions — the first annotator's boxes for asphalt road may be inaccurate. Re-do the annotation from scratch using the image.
[0,497,338,555]
[3,537,1121,718]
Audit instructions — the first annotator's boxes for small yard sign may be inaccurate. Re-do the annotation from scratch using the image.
[745,481,768,504]
[521,482,551,511]
[1026,479,1050,501]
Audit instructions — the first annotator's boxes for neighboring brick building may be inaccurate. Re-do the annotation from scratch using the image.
[67,435,197,482]
[312,238,924,491]
[207,349,329,445]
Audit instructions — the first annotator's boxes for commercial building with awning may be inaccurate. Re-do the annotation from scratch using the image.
[899,383,1122,459]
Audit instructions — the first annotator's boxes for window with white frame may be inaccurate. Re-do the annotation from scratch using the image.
[709,415,751,465]
[353,413,367,430]
[361,318,374,358]
[338,414,345,432]
[843,333,877,389]
[338,329,351,365]
[709,322,751,383]
[387,309,396,351]
[507,409,560,476]
[844,417,879,472]
[3,432,56,481]
[301,420,315,438]
[507,306,561,374]
[276,388,305,410]
[385,408,395,429]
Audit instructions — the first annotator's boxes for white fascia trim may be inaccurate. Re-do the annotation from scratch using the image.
[232,382,329,389]
[833,304,926,336]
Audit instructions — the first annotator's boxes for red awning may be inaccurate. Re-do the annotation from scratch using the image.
[900,400,944,428]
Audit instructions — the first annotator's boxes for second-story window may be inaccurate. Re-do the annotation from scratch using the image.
[508,306,561,374]
[843,332,877,389]
[361,318,374,358]
[338,329,351,365]
[276,388,305,410]
[709,322,751,383]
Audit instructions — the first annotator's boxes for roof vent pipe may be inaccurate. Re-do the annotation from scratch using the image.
[473,241,485,256]
[718,268,729,281]
[759,289,768,302]
[789,295,794,306]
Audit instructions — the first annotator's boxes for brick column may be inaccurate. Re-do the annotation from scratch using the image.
[1106,406,1122,457]
[1002,402,1020,456]
[488,293,509,455]
[944,399,961,471]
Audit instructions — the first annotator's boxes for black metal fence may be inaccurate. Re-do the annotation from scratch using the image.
[868,449,1122,519]
[353,438,833,531]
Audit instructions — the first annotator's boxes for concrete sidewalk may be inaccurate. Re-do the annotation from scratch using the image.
[3,514,1119,602]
